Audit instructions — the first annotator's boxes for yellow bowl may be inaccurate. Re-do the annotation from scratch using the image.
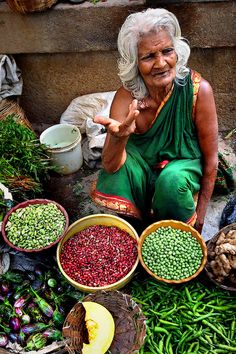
[56,214,139,292]
[138,220,207,284]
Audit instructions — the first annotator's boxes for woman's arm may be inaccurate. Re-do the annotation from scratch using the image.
[94,87,139,173]
[194,78,218,233]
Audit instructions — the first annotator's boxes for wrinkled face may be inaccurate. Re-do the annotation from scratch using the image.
[138,30,177,92]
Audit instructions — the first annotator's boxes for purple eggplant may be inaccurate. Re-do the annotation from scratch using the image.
[21,314,31,325]
[15,307,23,317]
[13,280,30,300]
[9,317,21,332]
[0,332,9,347]
[30,287,54,318]
[14,294,30,308]
[9,332,18,343]
[42,328,62,341]
[21,323,49,335]
[0,282,10,295]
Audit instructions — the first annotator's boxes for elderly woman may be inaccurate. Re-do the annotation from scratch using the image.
[91,8,218,233]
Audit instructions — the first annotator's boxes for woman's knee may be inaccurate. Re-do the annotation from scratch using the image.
[155,170,189,198]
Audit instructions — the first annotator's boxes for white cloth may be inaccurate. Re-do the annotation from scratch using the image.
[60,91,116,168]
[0,55,23,99]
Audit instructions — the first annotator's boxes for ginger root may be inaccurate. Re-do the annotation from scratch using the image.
[209,228,236,285]
[216,232,226,245]
[228,255,236,269]
[215,243,236,256]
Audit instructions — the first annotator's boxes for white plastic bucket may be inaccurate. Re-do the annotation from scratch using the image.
[40,124,83,175]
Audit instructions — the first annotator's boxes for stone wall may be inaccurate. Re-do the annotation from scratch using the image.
[0,0,235,132]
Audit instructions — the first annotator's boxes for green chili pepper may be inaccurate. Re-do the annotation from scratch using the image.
[202,320,231,344]
[154,327,169,336]
[159,319,179,327]
[131,278,236,354]
[230,320,235,340]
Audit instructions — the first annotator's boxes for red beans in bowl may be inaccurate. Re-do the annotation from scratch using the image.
[59,225,138,287]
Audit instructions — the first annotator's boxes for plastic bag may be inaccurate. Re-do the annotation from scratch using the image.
[0,55,23,99]
[219,195,236,228]
[60,91,116,168]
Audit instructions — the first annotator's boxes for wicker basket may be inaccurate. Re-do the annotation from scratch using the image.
[0,98,33,130]
[63,291,146,354]
[6,0,57,14]
[205,223,236,292]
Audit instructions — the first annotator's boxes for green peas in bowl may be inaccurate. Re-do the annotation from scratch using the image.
[138,220,207,284]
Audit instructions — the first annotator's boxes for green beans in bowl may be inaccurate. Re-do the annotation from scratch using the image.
[1,199,69,252]
[138,220,207,284]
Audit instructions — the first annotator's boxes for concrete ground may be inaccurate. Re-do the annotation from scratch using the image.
[45,133,236,242]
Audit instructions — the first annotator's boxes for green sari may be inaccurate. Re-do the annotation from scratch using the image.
[91,72,203,222]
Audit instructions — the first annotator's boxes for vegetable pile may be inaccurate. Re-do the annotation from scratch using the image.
[142,226,203,280]
[60,225,138,287]
[131,276,236,354]
[0,115,53,202]
[0,266,83,351]
[207,228,236,286]
[5,203,67,250]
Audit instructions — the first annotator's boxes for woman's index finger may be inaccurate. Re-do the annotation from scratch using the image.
[124,99,140,125]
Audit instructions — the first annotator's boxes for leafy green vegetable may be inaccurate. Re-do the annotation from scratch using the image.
[0,115,54,201]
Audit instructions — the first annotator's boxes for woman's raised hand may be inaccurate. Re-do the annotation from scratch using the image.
[93,99,140,138]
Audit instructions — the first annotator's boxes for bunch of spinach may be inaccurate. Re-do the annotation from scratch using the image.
[0,115,53,201]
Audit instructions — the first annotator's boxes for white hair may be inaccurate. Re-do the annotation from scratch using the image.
[117,8,191,99]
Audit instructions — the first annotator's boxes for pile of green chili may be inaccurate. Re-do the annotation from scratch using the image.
[131,275,236,354]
